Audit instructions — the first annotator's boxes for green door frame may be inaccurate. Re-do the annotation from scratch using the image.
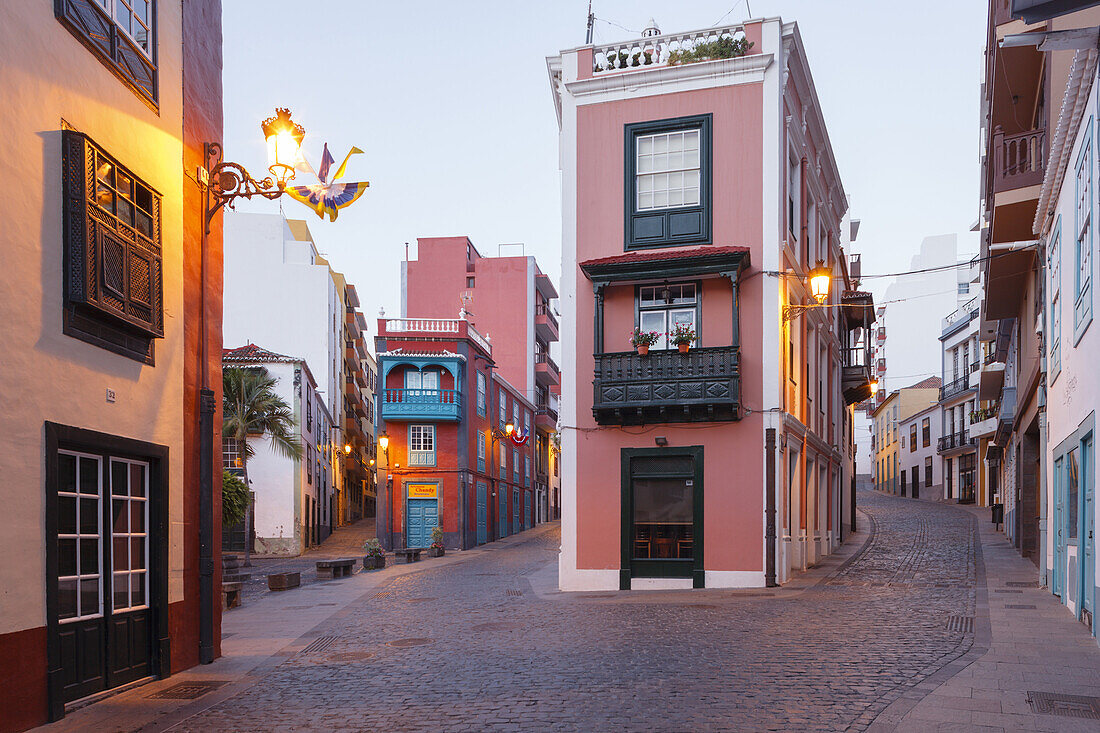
[620,446,704,590]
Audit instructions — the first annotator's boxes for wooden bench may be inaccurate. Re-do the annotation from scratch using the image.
[394,548,423,564]
[267,571,300,591]
[222,581,242,609]
[315,558,356,579]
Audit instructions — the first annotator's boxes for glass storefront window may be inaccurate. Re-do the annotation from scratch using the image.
[632,477,693,560]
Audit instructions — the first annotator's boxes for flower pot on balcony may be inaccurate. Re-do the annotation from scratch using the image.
[636,345,649,356]
[677,343,689,354]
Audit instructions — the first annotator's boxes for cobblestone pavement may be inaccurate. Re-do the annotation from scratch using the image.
[170,491,984,732]
[235,518,377,603]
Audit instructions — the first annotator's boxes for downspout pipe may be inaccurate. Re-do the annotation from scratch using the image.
[766,428,778,587]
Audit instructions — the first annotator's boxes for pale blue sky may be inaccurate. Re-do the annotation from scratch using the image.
[223,0,986,324]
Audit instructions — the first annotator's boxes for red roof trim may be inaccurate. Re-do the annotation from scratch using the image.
[579,245,750,268]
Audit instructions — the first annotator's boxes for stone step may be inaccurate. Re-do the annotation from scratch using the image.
[223,571,251,583]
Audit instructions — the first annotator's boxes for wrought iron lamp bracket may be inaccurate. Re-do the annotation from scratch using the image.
[202,141,286,234]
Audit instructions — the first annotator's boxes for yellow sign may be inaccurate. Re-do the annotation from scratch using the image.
[407,483,437,499]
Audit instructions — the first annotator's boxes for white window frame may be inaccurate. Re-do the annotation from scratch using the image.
[1074,122,1093,336]
[1050,217,1063,380]
[109,457,150,613]
[635,129,701,211]
[57,451,104,624]
[477,372,487,416]
[96,0,153,59]
[477,431,486,472]
[409,425,436,467]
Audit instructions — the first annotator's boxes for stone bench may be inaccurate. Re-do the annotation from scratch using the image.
[267,571,301,591]
[394,548,423,564]
[222,581,242,609]
[315,558,356,579]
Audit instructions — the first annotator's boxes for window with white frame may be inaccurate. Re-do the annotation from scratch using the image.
[409,425,435,467]
[638,283,698,350]
[513,448,521,481]
[525,455,531,487]
[477,371,486,416]
[788,155,800,240]
[223,437,242,470]
[110,458,149,612]
[57,451,103,622]
[498,386,506,427]
[1050,218,1062,378]
[512,401,520,429]
[405,369,439,391]
[500,440,507,478]
[477,431,486,473]
[1075,126,1093,332]
[636,130,700,211]
[96,0,152,56]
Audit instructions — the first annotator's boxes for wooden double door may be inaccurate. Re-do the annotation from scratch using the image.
[46,425,167,719]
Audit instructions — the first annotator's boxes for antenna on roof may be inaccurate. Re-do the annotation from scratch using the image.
[585,0,594,44]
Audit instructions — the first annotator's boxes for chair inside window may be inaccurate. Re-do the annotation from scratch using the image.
[633,525,651,558]
[677,525,694,559]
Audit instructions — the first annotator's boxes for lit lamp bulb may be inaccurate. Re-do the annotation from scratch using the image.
[809,260,831,304]
[869,379,879,396]
[344,444,352,455]
[377,432,389,452]
[261,107,305,187]
[505,423,514,436]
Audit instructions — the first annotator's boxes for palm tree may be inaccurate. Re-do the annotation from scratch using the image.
[222,366,303,564]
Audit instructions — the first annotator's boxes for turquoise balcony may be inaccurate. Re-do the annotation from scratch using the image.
[380,388,462,421]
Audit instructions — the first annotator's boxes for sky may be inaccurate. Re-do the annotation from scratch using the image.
[222,0,987,331]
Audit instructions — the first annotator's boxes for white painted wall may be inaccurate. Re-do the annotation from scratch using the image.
[898,406,944,499]
[1043,66,1099,617]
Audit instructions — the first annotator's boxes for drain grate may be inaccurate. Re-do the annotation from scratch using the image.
[946,615,974,633]
[373,591,391,599]
[1005,604,1037,609]
[1027,691,1100,719]
[506,589,524,597]
[299,635,338,655]
[387,637,434,648]
[1005,581,1036,587]
[147,681,229,700]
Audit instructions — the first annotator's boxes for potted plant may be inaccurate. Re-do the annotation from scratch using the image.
[630,327,660,355]
[669,323,696,353]
[363,538,386,570]
[428,527,445,557]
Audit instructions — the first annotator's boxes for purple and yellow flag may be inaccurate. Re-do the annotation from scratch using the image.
[287,145,369,221]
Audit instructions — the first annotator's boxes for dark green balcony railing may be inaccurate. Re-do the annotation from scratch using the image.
[593,345,740,425]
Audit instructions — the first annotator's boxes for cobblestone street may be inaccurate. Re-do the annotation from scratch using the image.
[45,490,1100,732]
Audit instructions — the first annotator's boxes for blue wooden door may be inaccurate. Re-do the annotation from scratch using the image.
[498,488,508,538]
[513,489,521,533]
[407,498,437,548]
[1054,457,1064,598]
[525,491,532,529]
[1083,435,1095,620]
[476,481,487,545]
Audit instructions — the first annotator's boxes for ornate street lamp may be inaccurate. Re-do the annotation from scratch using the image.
[809,260,832,304]
[869,378,879,396]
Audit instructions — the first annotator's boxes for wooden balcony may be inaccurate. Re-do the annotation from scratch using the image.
[535,352,560,387]
[592,346,740,425]
[992,127,1045,194]
[380,388,462,422]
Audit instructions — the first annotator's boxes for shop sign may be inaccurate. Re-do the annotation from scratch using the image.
[408,483,437,499]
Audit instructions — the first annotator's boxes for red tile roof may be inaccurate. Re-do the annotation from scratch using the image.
[579,245,750,268]
[905,375,942,389]
[223,344,301,364]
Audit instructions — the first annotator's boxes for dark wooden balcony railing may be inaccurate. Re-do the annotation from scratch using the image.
[592,345,740,425]
[535,352,560,380]
[535,303,559,332]
[992,126,1045,194]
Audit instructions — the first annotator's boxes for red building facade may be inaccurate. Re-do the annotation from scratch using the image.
[375,318,537,550]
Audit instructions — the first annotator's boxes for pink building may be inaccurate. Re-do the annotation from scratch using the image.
[403,237,561,520]
[547,17,874,590]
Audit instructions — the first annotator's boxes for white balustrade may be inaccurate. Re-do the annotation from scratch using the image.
[591,23,750,73]
[384,318,460,333]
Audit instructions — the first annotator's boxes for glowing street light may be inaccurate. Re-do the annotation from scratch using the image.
[809,260,832,304]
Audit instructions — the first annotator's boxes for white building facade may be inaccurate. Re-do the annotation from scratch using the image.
[223,347,333,555]
[1034,48,1098,639]
[899,404,943,500]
